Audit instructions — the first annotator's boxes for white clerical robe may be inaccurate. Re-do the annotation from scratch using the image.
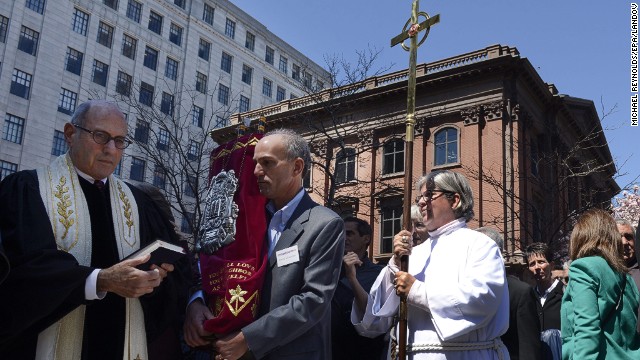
[352,219,510,360]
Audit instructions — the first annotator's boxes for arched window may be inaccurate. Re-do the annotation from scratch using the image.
[335,148,356,184]
[434,127,458,166]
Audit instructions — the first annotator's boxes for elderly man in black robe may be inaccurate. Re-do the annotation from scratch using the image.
[0,100,190,359]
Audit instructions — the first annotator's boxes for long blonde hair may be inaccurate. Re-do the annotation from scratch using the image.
[569,208,627,274]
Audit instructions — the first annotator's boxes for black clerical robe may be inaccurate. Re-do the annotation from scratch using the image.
[0,170,191,359]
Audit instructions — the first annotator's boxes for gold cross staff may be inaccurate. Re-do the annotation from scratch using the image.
[390,1,439,359]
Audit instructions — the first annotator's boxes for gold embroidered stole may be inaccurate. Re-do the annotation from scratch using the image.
[34,153,148,360]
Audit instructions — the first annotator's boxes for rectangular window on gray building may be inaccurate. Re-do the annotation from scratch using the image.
[139,82,154,106]
[97,22,114,48]
[192,105,203,127]
[92,60,109,86]
[160,92,174,116]
[58,88,78,115]
[203,4,214,25]
[126,0,142,23]
[276,86,286,102]
[187,141,199,162]
[215,116,228,128]
[18,26,39,56]
[26,0,45,14]
[169,23,182,46]
[184,174,197,197]
[241,64,253,85]
[71,8,89,36]
[165,57,178,80]
[130,157,146,181]
[51,130,68,156]
[153,165,166,189]
[0,160,18,181]
[0,15,7,43]
[181,212,194,233]
[3,114,25,144]
[265,46,274,65]
[245,31,255,51]
[292,64,300,81]
[116,71,132,96]
[174,0,185,9]
[218,84,229,105]
[65,47,83,75]
[103,0,118,10]
[303,71,312,89]
[143,46,158,70]
[262,78,272,98]
[220,52,232,73]
[279,56,288,73]
[134,119,149,143]
[224,18,235,39]
[157,128,169,151]
[196,72,207,93]
[10,69,32,99]
[122,34,137,59]
[148,11,163,35]
[239,95,250,112]
[198,38,211,61]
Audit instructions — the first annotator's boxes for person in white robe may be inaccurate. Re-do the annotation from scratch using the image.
[352,170,510,359]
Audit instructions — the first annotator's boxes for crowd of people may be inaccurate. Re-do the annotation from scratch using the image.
[0,100,639,359]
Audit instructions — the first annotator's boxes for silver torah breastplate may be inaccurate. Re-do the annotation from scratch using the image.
[196,170,239,255]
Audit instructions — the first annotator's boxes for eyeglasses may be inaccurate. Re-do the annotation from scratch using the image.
[74,124,131,149]
[415,189,456,204]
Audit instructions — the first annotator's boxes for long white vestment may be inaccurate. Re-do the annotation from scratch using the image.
[352,219,510,359]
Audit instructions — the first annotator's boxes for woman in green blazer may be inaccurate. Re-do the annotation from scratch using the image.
[561,209,640,360]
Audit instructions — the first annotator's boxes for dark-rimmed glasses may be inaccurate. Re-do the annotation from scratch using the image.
[74,124,131,149]
[415,189,456,204]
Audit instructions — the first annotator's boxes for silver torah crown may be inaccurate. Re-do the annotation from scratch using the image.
[196,170,239,255]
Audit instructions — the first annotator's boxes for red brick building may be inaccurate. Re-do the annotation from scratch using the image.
[211,44,619,268]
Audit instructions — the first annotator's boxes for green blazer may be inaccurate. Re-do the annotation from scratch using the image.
[561,256,640,360]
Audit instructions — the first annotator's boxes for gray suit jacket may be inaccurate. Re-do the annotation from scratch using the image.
[242,192,345,360]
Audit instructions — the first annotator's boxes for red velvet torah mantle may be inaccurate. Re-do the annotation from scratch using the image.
[199,133,268,335]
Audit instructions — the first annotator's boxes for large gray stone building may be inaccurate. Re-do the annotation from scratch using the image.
[0,0,328,232]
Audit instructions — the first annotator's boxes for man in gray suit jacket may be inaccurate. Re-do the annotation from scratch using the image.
[185,129,345,360]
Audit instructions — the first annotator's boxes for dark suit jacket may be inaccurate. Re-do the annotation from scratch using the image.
[331,257,385,360]
[0,235,8,285]
[534,281,563,331]
[502,276,542,360]
[242,192,345,360]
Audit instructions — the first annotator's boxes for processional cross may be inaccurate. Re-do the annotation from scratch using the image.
[390,1,439,359]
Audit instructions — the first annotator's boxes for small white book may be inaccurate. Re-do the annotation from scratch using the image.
[125,239,186,271]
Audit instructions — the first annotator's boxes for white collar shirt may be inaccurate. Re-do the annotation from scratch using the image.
[538,278,560,307]
[266,188,305,257]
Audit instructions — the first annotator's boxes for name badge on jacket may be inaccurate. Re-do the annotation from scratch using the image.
[276,245,300,267]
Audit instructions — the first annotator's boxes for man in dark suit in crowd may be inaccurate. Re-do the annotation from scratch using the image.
[525,242,562,360]
[185,129,345,360]
[0,234,8,285]
[616,218,640,333]
[331,217,385,360]
[477,227,542,360]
